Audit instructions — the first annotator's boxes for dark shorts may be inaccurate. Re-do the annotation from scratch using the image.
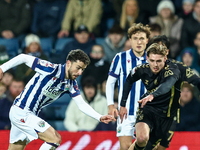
[135,108,174,149]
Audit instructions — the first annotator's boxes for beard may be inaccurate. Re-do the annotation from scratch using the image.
[68,67,74,80]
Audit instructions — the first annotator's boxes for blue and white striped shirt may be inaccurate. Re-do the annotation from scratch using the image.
[2,55,80,115]
[108,49,146,115]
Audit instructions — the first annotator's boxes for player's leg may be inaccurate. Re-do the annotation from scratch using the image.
[117,116,135,150]
[8,140,27,150]
[134,122,150,149]
[38,126,61,150]
[119,136,133,150]
[128,140,136,150]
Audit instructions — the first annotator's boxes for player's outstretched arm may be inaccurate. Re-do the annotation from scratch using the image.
[73,95,116,123]
[100,115,115,124]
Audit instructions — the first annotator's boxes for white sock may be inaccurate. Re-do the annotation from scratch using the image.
[39,142,59,150]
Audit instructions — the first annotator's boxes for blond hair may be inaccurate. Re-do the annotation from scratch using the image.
[146,43,167,57]
[120,0,139,29]
[128,23,151,39]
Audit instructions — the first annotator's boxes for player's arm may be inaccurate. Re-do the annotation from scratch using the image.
[119,68,140,122]
[0,54,35,80]
[73,95,115,123]
[139,76,178,108]
[106,54,121,119]
[139,68,180,108]
[106,75,118,118]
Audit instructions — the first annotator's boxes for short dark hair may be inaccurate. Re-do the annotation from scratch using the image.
[67,49,90,65]
[109,24,124,35]
[148,35,170,49]
[81,76,97,90]
[149,23,161,33]
[128,23,151,39]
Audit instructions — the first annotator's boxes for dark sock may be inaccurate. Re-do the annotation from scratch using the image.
[134,143,145,150]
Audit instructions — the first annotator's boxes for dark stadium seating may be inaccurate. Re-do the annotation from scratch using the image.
[0,38,19,58]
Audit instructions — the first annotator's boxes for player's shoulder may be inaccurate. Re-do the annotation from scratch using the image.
[135,63,149,70]
[168,59,187,68]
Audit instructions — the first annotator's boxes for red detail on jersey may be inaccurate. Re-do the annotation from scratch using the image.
[45,63,48,67]
[127,60,130,63]
[74,85,79,91]
[53,77,56,81]
[20,119,25,123]
[50,63,53,67]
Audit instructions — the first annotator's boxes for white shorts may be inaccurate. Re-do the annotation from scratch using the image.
[116,115,135,138]
[9,105,50,144]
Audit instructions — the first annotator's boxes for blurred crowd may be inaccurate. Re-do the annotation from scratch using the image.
[0,0,200,132]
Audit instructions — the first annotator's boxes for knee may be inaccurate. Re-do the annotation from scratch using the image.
[136,134,149,145]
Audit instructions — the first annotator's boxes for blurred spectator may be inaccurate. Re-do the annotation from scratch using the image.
[149,23,162,39]
[58,0,102,38]
[0,82,12,130]
[81,45,110,89]
[60,25,95,63]
[137,0,161,25]
[118,0,140,32]
[180,0,200,49]
[15,34,48,84]
[0,0,31,39]
[101,24,127,63]
[5,78,25,102]
[149,0,184,59]
[64,77,108,131]
[0,79,24,130]
[31,0,67,39]
[1,69,15,89]
[194,31,200,66]
[178,0,195,19]
[112,0,124,21]
[176,82,200,131]
[181,48,200,75]
[0,45,9,65]
[123,39,132,51]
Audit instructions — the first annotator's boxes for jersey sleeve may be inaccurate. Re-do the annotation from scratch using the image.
[0,54,35,72]
[68,80,80,98]
[72,95,102,121]
[33,58,59,76]
[179,64,200,89]
[151,65,180,97]
[108,53,121,78]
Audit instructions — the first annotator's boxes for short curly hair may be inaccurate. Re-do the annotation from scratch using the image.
[67,49,90,65]
[128,23,151,39]
[146,43,167,57]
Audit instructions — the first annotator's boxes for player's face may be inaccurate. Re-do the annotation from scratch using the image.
[147,54,166,74]
[66,60,87,80]
[130,32,148,56]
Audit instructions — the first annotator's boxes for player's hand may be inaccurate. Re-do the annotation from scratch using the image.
[0,68,3,81]
[108,105,118,121]
[138,94,154,108]
[100,115,114,124]
[119,106,127,123]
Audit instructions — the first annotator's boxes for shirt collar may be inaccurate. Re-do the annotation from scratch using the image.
[129,48,147,60]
